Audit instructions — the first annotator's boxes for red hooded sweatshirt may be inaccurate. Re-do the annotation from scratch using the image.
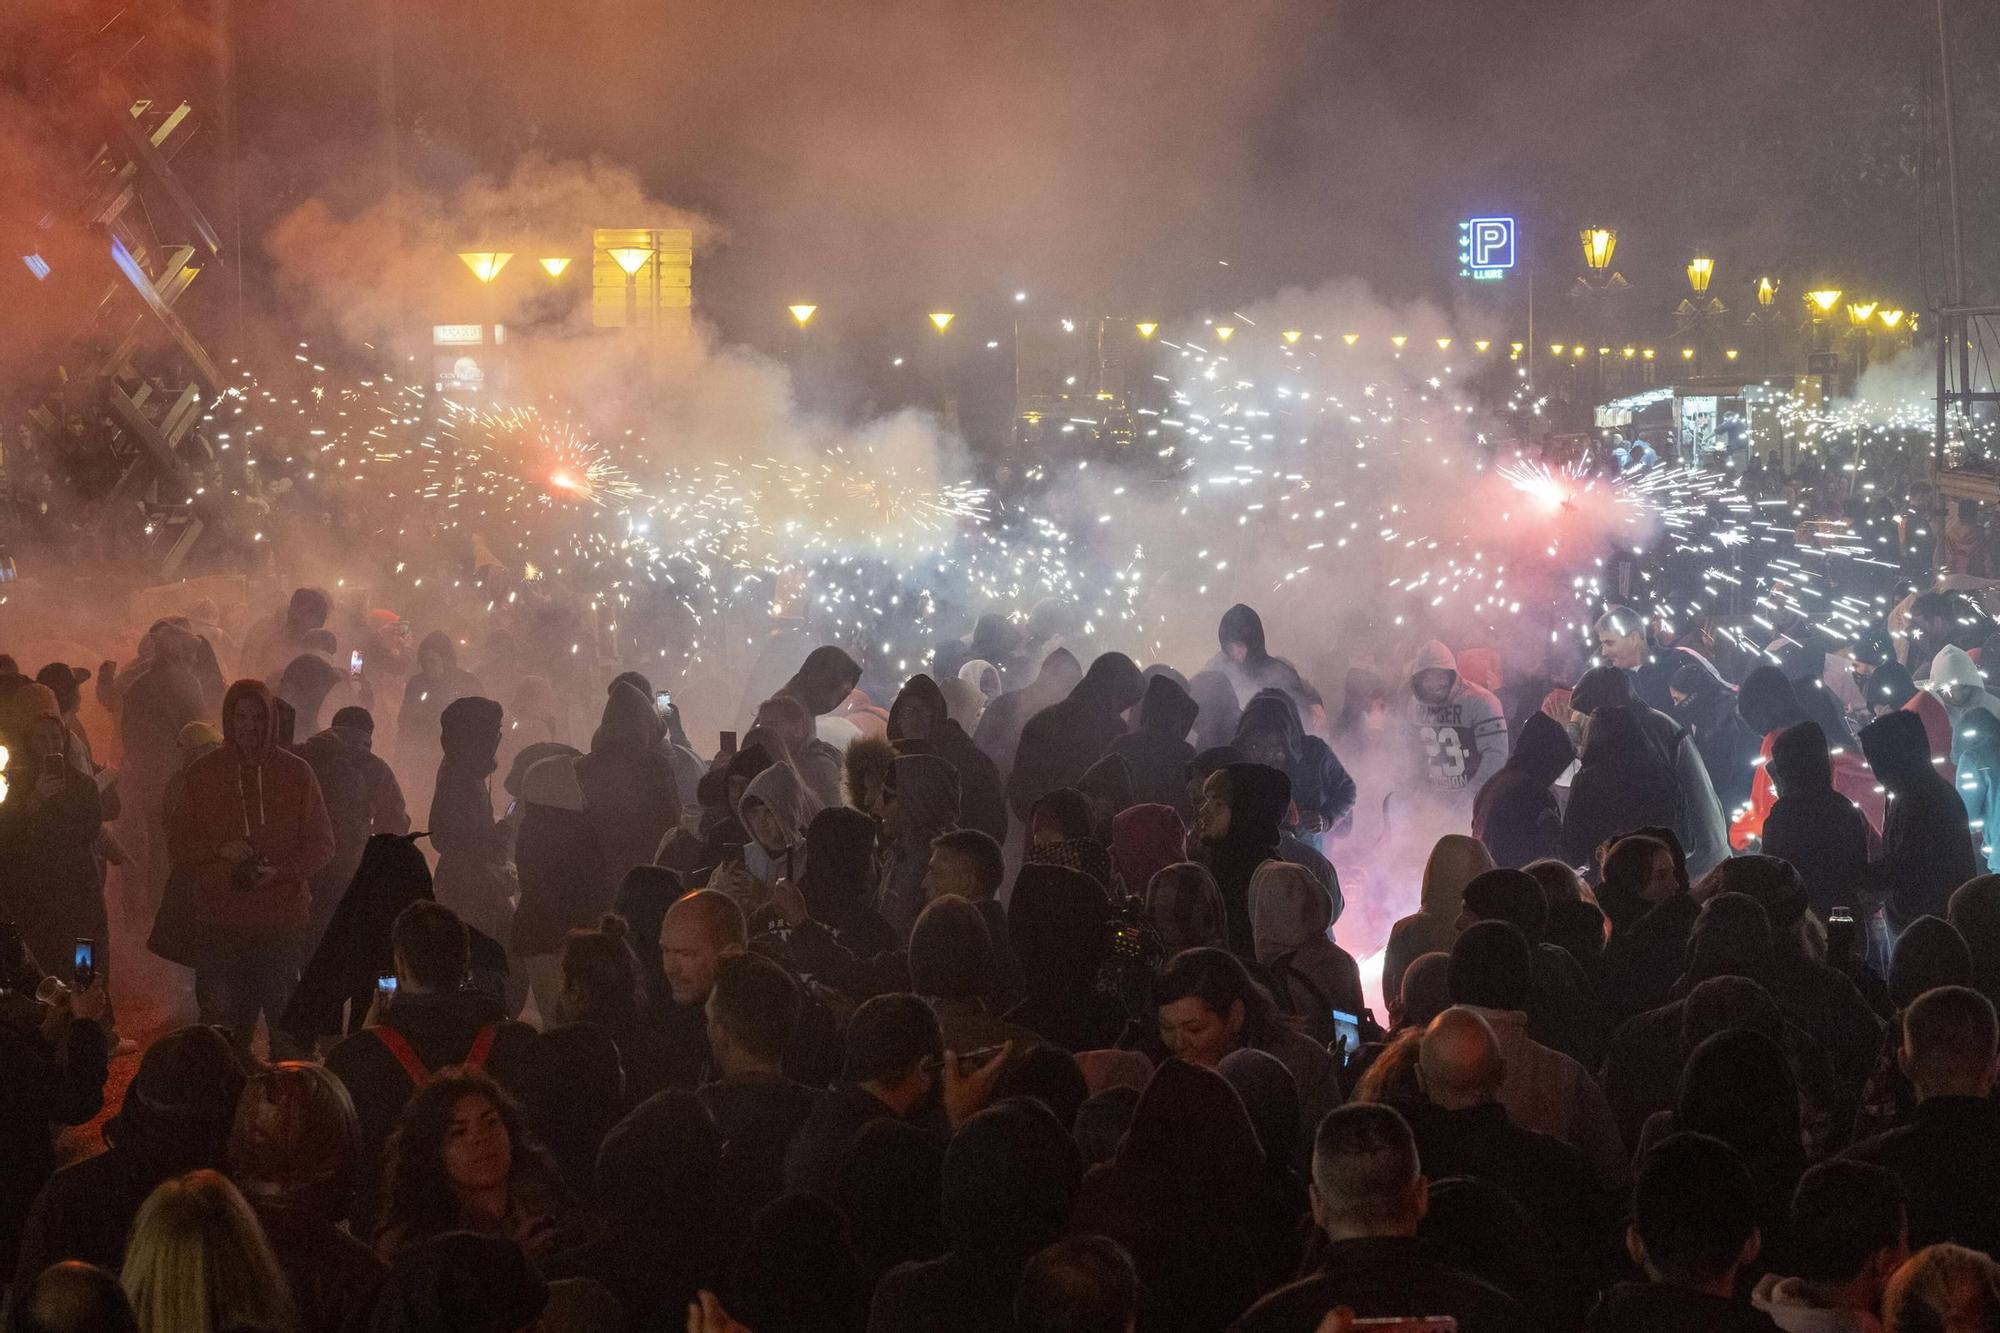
[169,679,334,936]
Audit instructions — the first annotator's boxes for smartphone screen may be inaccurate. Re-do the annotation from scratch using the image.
[42,753,67,780]
[655,691,672,711]
[719,841,745,865]
[376,973,398,1000]
[719,730,738,755]
[1331,1008,1363,1054]
[349,650,364,676]
[72,938,95,989]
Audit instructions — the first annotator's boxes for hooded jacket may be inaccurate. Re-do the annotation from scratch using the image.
[1403,640,1509,796]
[294,721,410,941]
[1004,864,1128,1052]
[169,679,334,936]
[1111,803,1188,905]
[1574,665,1732,875]
[1862,709,1983,930]
[1249,861,1364,1045]
[1203,603,1312,712]
[1384,833,1496,1004]
[1472,711,1575,869]
[1669,660,1764,815]
[1929,645,2000,746]
[1735,666,1885,850]
[1007,653,1144,821]
[1762,722,1874,919]
[1561,705,1686,871]
[1235,689,1357,832]
[1207,762,1294,956]
[738,759,814,903]
[396,631,482,771]
[576,681,682,892]
[510,750,611,959]
[1867,660,1954,763]
[779,646,864,717]
[888,673,1007,842]
[428,696,514,944]
[973,648,1081,774]
[1108,672,1202,816]
[1958,707,2000,873]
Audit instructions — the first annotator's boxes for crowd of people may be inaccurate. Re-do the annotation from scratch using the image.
[9,580,2000,1332]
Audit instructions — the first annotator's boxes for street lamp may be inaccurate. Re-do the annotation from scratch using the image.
[1214,325,1236,342]
[1805,289,1844,317]
[1342,333,1360,346]
[1879,309,1906,331]
[537,257,573,279]
[1757,276,1778,307]
[1389,335,1407,349]
[1436,337,1453,351]
[928,311,955,333]
[1282,330,1303,345]
[1847,301,1878,326]
[1581,227,1617,274]
[788,304,818,328]
[1136,321,1159,339]
[607,247,652,277]
[459,251,513,284]
[1474,339,1491,353]
[1686,255,1715,296]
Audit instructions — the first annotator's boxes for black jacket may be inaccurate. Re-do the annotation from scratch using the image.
[699,1072,818,1228]
[1586,1282,1781,1333]
[1861,709,1982,930]
[1473,712,1575,869]
[1007,655,1145,820]
[781,1085,904,1201]
[1761,722,1873,920]
[889,675,1008,843]
[0,1017,107,1277]
[1561,706,1683,870]
[1843,1095,2000,1256]
[1232,1235,1532,1333]
[1109,674,1202,817]
[1235,690,1356,832]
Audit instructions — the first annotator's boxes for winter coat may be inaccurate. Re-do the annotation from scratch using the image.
[1235,689,1357,831]
[1007,653,1145,820]
[168,679,334,938]
[1586,1283,1782,1333]
[1861,709,1982,930]
[428,697,514,946]
[777,645,864,717]
[1004,865,1128,1053]
[1206,763,1294,957]
[1669,664,1764,816]
[576,681,682,890]
[973,648,1081,775]
[280,832,433,1049]
[1111,804,1189,907]
[1958,707,2000,872]
[1108,673,1201,817]
[1402,640,1509,798]
[1762,722,1873,919]
[1867,661,1954,764]
[1573,666,1731,876]
[276,652,347,739]
[1735,681,1886,852]
[737,760,814,912]
[888,674,1007,842]
[0,687,106,977]
[1384,834,1496,1005]
[1561,706,1684,871]
[0,1017,107,1279]
[509,750,610,959]
[1203,603,1311,712]
[1471,711,1575,869]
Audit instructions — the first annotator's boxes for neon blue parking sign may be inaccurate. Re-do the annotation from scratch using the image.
[1457,217,1516,281]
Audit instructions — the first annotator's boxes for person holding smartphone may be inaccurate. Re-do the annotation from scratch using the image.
[0,683,107,1009]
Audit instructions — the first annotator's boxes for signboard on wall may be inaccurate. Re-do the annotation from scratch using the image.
[1458,216,1517,281]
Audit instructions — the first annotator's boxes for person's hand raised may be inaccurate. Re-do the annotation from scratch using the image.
[769,878,808,927]
[70,981,109,1025]
[686,1290,751,1333]
[942,1040,1015,1128]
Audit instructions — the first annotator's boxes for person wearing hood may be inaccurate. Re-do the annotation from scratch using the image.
[293,706,410,953]
[876,753,961,940]
[776,644,864,721]
[1187,668,1245,755]
[1763,721,1875,921]
[168,679,334,1048]
[1670,660,1764,817]
[275,651,348,740]
[112,620,211,935]
[1205,603,1311,712]
[1471,711,1576,869]
[1949,876,2000,1014]
[974,647,1082,775]
[1195,761,1296,957]
[1112,804,1191,911]
[1736,665,1886,851]
[1851,916,1974,1143]
[1403,640,1510,805]
[869,1098,1083,1333]
[1864,660,1953,766]
[1109,672,1202,818]
[1595,606,1717,715]
[1249,861,1364,1046]
[1004,864,1128,1052]
[1235,688,1357,836]
[396,631,482,812]
[428,696,514,950]
[888,672,1008,842]
[711,760,815,919]
[510,747,611,1021]
[753,690,844,810]
[1071,1058,1271,1333]
[1146,862,1232,955]
[577,679,682,890]
[1571,666,1731,877]
[239,588,332,685]
[1331,666,1390,758]
[0,684,107,1003]
[1927,645,2000,751]
[1007,652,1145,822]
[1860,710,1982,933]
[1458,866,1608,1068]
[959,655,1003,707]
[1384,833,1497,1008]
[938,675,986,736]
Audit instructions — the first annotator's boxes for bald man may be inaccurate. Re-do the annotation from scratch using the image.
[1408,1007,1608,1322]
[652,889,749,1088]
